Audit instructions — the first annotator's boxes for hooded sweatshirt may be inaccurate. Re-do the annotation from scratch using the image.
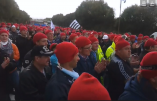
[119,74,157,100]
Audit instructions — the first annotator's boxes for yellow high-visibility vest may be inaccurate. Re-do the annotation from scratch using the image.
[96,45,106,62]
[105,42,115,61]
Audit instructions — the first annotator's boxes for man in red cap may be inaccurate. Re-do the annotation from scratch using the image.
[45,30,55,48]
[139,35,149,54]
[55,32,68,44]
[45,42,80,100]
[15,26,34,71]
[68,72,111,100]
[106,37,135,100]
[119,52,157,100]
[22,32,48,68]
[69,33,78,45]
[74,36,106,80]
[139,38,157,62]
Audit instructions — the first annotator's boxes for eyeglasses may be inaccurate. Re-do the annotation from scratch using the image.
[82,46,92,50]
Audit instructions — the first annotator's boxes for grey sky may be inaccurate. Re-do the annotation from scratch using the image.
[14,0,140,19]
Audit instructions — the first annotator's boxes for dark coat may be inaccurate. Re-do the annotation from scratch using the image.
[15,35,33,64]
[19,63,50,100]
[74,54,99,79]
[106,54,135,100]
[119,74,157,100]
[0,49,17,100]
[45,68,74,100]
[139,50,148,62]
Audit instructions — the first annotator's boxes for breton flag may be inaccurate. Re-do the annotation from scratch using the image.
[122,0,126,3]
[69,19,81,29]
[51,20,55,30]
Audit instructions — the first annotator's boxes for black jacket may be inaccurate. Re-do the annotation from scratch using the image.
[106,54,135,100]
[45,68,74,100]
[19,63,50,100]
[9,31,19,44]
[0,49,17,100]
[139,50,148,62]
[15,35,34,63]
[23,50,32,68]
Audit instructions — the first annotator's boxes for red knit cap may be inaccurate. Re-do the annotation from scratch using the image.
[55,42,78,64]
[0,29,9,35]
[140,52,157,79]
[110,34,115,41]
[68,73,111,100]
[69,34,78,41]
[137,37,142,41]
[60,32,66,37]
[20,26,28,32]
[116,37,130,51]
[45,30,53,35]
[130,35,136,40]
[36,28,43,32]
[76,32,81,36]
[49,43,57,50]
[144,38,157,47]
[138,34,143,37]
[75,36,91,48]
[33,32,47,44]
[88,34,98,43]
[143,36,149,40]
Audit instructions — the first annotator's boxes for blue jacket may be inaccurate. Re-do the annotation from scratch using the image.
[119,74,157,100]
[74,53,99,79]
[50,54,58,74]
[55,38,69,44]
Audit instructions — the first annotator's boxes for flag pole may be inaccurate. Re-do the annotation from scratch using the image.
[118,0,122,34]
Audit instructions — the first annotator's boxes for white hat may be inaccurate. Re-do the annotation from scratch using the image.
[12,25,16,28]
[102,35,108,39]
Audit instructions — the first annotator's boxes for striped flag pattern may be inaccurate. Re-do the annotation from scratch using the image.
[69,19,81,29]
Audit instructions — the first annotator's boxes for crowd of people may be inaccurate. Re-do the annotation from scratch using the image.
[0,22,157,100]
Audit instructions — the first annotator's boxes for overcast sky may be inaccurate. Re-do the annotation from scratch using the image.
[14,0,140,19]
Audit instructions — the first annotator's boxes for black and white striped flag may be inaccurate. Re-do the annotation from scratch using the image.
[69,19,80,29]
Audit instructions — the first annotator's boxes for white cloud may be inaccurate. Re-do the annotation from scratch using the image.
[14,0,140,19]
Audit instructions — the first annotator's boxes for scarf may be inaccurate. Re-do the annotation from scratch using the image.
[58,66,79,80]
[0,39,13,55]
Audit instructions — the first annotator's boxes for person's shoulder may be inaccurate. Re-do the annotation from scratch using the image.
[20,66,32,78]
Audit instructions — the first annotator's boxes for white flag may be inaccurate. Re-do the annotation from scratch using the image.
[122,0,126,3]
[69,19,81,29]
[51,20,55,30]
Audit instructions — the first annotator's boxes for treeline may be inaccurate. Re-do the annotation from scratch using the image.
[52,0,157,35]
[0,0,30,23]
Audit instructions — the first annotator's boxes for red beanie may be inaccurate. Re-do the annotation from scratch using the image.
[75,36,91,48]
[76,32,81,36]
[33,32,47,44]
[116,37,130,51]
[60,32,66,37]
[0,29,9,35]
[143,36,149,40]
[69,34,78,41]
[137,37,142,41]
[140,52,157,79]
[55,42,78,64]
[110,34,115,41]
[68,73,111,100]
[20,26,28,32]
[36,28,43,32]
[138,34,143,37]
[130,35,136,40]
[144,38,157,47]
[45,30,53,35]
[88,34,98,43]
[49,43,57,50]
